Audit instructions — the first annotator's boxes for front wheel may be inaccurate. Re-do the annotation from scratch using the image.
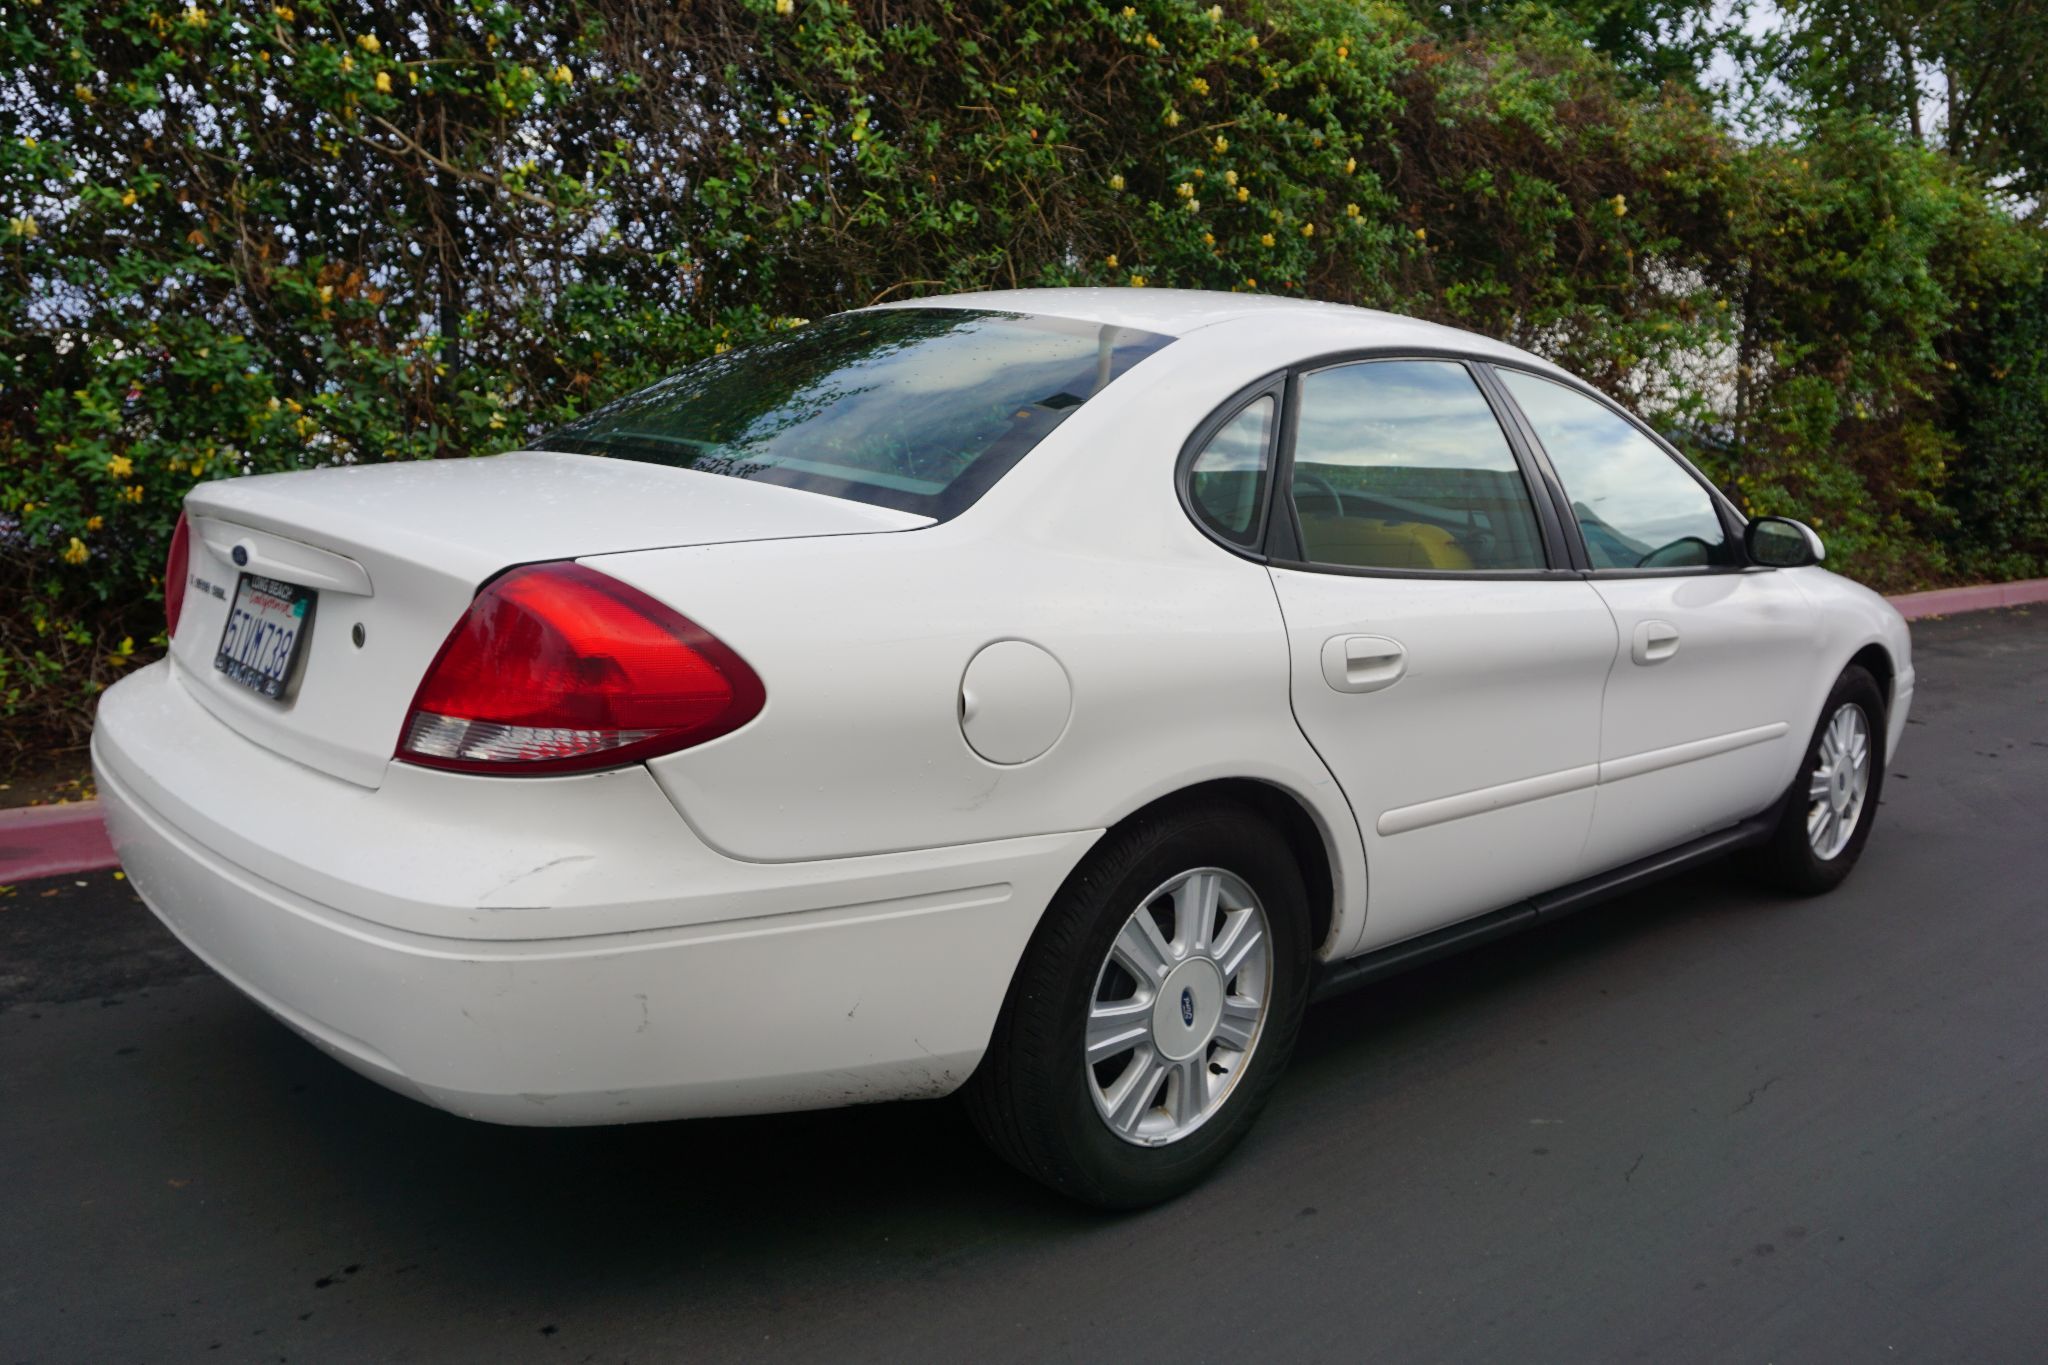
[1749,664,1887,894]
[965,799,1313,1208]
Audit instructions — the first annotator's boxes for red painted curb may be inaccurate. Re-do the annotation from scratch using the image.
[1887,577,2048,621]
[0,800,116,884]
[1,576,2043,883]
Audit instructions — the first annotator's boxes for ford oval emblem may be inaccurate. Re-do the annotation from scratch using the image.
[1179,987,1195,1028]
[231,544,249,566]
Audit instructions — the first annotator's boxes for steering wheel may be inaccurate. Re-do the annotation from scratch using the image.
[1636,536,1715,569]
[1293,469,1350,519]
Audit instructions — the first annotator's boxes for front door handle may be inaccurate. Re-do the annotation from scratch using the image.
[1321,634,1407,694]
[1632,619,1680,666]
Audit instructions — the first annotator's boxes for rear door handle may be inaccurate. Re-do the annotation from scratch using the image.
[1632,620,1680,666]
[1321,634,1407,694]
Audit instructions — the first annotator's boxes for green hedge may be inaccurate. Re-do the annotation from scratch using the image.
[4,0,2046,757]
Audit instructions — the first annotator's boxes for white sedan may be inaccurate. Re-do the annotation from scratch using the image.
[94,289,1912,1207]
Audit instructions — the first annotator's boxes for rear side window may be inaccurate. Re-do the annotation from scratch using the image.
[1288,360,1547,572]
[1497,370,1731,570]
[536,309,1174,519]
[1187,395,1276,546]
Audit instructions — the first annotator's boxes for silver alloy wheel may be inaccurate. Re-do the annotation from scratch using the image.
[1084,867,1272,1147]
[1807,702,1873,861]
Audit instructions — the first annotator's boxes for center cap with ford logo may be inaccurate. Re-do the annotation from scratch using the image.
[1153,957,1226,1061]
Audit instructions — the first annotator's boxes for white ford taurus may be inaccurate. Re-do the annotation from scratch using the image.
[94,289,1912,1206]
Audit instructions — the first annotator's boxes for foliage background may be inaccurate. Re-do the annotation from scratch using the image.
[3,0,2046,760]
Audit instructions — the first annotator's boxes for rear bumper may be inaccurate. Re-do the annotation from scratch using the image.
[93,661,1096,1124]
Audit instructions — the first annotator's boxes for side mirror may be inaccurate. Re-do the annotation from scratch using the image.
[1744,515,1824,568]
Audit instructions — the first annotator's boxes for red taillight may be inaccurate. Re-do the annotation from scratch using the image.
[396,562,765,775]
[164,513,193,639]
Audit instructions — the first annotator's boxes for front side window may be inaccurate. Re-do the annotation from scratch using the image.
[1288,360,1547,572]
[1187,394,1277,546]
[1497,370,1731,570]
[536,309,1173,519]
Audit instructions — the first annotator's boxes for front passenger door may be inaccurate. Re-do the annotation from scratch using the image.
[1495,368,1817,874]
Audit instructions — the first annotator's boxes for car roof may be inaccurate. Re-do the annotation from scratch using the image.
[867,287,1570,376]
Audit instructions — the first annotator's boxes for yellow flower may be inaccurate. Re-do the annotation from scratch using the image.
[122,485,144,504]
[120,187,138,207]
[182,5,206,26]
[550,64,573,84]
[1129,274,1148,288]
[776,110,790,126]
[74,84,94,103]
[1122,5,1136,17]
[1105,253,1119,268]
[1345,202,1360,217]
[1236,186,1249,202]
[775,0,794,12]
[18,502,33,514]
[86,516,103,531]
[1202,232,1214,245]
[374,71,392,93]
[273,4,294,18]
[1145,33,1162,50]
[1243,277,1256,288]
[62,537,89,566]
[1109,173,1125,192]
[1414,227,1427,241]
[1190,77,1210,97]
[21,136,35,149]
[6,215,35,238]
[357,32,379,52]
[340,52,353,72]
[107,454,134,479]
[1301,222,1314,237]
[1345,156,1357,174]
[1223,169,1238,187]
[1176,181,1194,199]
[1164,109,1181,127]
[1260,232,1275,247]
[1337,44,1349,59]
[1611,193,1628,218]
[1207,5,1223,20]
[713,342,731,354]
[1213,135,1229,154]
[1184,197,1201,213]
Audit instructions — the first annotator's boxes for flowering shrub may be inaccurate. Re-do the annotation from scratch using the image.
[1,0,2043,757]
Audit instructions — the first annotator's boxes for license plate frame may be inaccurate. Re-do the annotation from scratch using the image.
[214,571,317,701]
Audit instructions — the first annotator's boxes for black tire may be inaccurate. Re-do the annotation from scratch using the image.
[1748,664,1887,895]
[964,797,1313,1209]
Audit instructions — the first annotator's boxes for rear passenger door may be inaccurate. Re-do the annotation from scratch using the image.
[1253,359,1618,954]
[1492,368,1816,873]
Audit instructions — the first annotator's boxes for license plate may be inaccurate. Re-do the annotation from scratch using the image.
[214,572,316,700]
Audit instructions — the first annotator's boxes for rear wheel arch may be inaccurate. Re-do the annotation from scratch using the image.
[1094,778,1340,959]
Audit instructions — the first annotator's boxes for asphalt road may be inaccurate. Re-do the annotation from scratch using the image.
[4,608,2046,1364]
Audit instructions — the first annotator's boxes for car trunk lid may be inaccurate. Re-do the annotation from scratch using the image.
[169,450,926,788]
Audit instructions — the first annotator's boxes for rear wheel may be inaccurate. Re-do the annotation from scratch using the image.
[965,799,1312,1208]
[1750,665,1887,894]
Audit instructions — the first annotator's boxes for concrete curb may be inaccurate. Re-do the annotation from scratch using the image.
[0,801,115,884]
[1886,578,2048,621]
[4,577,2044,883]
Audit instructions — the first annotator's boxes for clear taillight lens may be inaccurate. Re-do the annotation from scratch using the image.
[164,513,193,639]
[396,562,765,775]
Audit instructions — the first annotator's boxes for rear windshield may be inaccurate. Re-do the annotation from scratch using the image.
[534,308,1174,519]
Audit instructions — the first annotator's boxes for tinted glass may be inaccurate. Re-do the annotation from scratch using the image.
[1188,395,1276,545]
[536,309,1173,519]
[1289,360,1546,572]
[1499,370,1730,570]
